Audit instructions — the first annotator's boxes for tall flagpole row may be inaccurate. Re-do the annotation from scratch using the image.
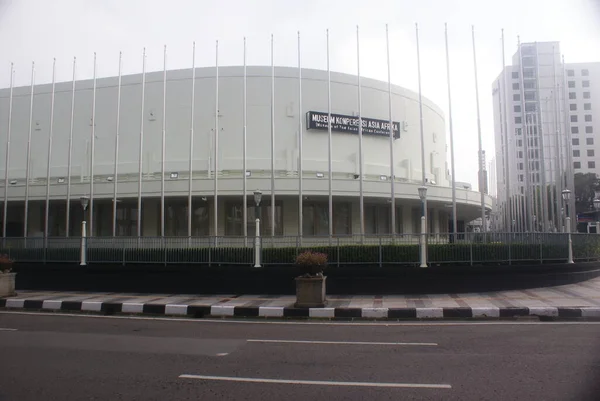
[44,58,57,243]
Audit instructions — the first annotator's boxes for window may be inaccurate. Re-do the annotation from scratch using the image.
[517,139,523,147]
[570,103,577,111]
[523,70,535,78]
[164,199,209,236]
[524,92,536,101]
[568,81,575,88]
[515,116,522,124]
[584,92,591,99]
[513,94,521,101]
[514,105,521,113]
[519,174,524,182]
[524,81,536,89]
[525,103,537,112]
[584,103,592,110]
[572,126,579,134]
[571,115,578,123]
[583,80,590,88]
[302,202,351,236]
[573,138,580,145]
[225,200,283,236]
[512,82,520,90]
[582,69,589,76]
[518,151,523,158]
[569,92,577,100]
[587,138,594,145]
[567,69,575,77]
[515,128,522,135]
[365,205,403,234]
[588,149,595,157]
[518,162,523,170]
[573,150,580,157]
[574,161,581,169]
[585,114,592,122]
[512,71,519,79]
[589,161,596,169]
[586,126,593,134]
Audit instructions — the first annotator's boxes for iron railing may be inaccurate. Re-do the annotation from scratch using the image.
[0,232,598,266]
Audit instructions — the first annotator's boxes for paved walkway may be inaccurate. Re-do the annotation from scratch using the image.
[3,277,600,319]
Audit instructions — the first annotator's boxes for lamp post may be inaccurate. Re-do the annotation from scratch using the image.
[418,185,428,268]
[253,190,262,268]
[593,199,600,234]
[561,189,573,264]
[79,196,89,266]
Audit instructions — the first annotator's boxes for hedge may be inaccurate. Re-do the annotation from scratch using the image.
[0,241,590,265]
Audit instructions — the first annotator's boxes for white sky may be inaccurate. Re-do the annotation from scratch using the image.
[0,0,599,189]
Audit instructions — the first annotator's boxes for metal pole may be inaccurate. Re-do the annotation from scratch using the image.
[471,26,486,232]
[80,220,87,265]
[416,24,427,225]
[561,55,575,233]
[445,23,457,236]
[270,34,276,237]
[534,44,548,231]
[326,29,333,239]
[501,29,512,233]
[44,58,57,243]
[112,51,122,237]
[214,40,219,238]
[357,25,365,237]
[89,52,97,237]
[65,57,76,237]
[552,50,563,233]
[299,32,305,239]
[137,48,146,238]
[160,45,167,238]
[188,42,196,238]
[24,62,35,238]
[517,37,532,232]
[242,38,247,240]
[254,217,261,267]
[2,63,14,240]
[386,24,396,236]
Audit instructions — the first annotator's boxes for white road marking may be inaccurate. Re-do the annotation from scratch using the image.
[178,374,452,389]
[247,339,437,346]
[2,311,600,326]
[216,353,229,356]
[0,328,17,331]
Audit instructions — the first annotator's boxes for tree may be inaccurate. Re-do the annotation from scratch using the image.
[574,172,600,215]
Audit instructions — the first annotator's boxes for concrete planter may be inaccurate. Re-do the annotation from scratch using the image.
[0,273,16,297]
[295,276,326,308]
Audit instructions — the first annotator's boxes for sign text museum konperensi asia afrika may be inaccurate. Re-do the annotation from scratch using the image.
[306,111,407,139]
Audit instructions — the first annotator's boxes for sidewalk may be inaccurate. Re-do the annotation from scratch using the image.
[3,277,600,320]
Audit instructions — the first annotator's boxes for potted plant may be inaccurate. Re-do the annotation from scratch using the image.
[294,250,328,308]
[0,254,16,297]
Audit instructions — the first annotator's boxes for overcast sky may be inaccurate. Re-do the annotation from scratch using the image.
[0,0,599,189]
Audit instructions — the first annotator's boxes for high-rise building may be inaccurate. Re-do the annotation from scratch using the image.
[492,41,598,232]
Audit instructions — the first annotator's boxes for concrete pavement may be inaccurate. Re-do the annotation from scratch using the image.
[3,276,600,320]
[0,313,599,400]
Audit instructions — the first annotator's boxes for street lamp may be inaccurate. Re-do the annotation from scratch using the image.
[253,190,262,268]
[561,189,574,264]
[79,196,89,266]
[593,199,600,234]
[418,186,428,268]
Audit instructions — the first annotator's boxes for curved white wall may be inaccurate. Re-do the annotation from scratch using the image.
[0,66,448,188]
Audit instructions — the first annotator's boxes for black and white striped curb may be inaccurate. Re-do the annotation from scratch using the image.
[2,298,600,319]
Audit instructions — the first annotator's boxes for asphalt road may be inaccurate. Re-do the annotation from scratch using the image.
[0,313,599,401]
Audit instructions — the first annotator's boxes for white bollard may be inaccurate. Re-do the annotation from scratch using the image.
[419,215,428,268]
[80,220,87,266]
[254,218,261,267]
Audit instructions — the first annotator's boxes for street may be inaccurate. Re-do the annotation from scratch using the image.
[0,313,599,400]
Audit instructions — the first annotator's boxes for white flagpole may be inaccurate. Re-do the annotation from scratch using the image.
[65,57,76,237]
[112,51,122,237]
[299,32,305,239]
[89,52,97,237]
[386,24,396,235]
[188,42,196,238]
[517,36,532,232]
[534,44,548,231]
[242,38,248,240]
[357,25,365,237]
[2,63,14,240]
[326,29,333,239]
[471,26,486,232]
[23,61,35,238]
[270,34,276,237]
[552,49,562,232]
[445,24,457,236]
[501,29,512,232]
[44,58,57,242]
[137,48,146,237]
[562,54,575,231]
[160,45,167,238]
[214,40,219,238]
[416,23,427,227]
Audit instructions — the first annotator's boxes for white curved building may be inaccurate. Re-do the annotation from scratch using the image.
[0,65,492,238]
